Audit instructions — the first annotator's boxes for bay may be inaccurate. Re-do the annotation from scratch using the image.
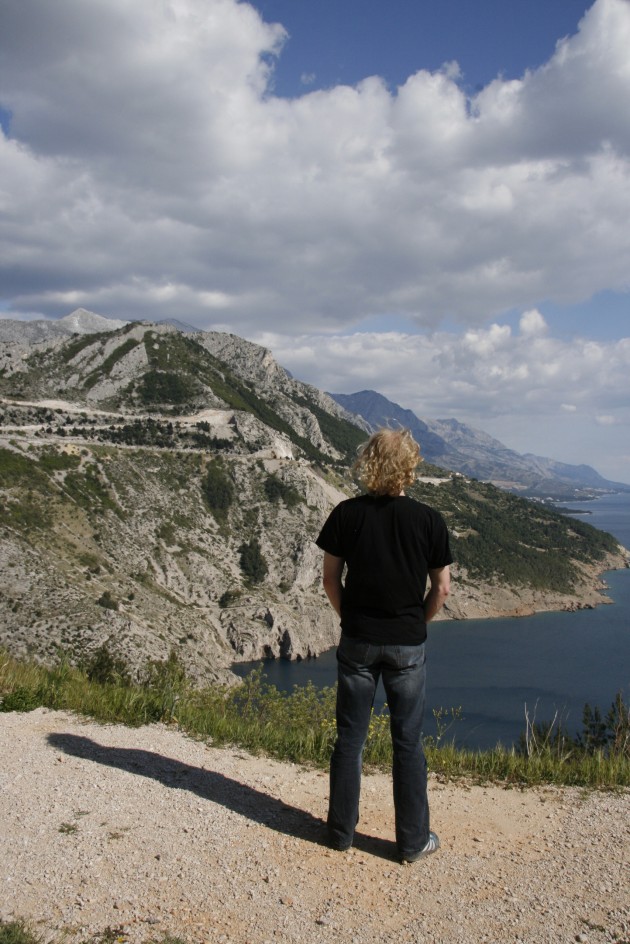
[234,491,630,750]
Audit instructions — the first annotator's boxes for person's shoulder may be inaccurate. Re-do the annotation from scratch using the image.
[334,494,366,509]
[327,494,366,517]
[401,495,434,512]
[402,496,446,521]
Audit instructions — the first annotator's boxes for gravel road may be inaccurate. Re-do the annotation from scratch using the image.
[1,708,628,944]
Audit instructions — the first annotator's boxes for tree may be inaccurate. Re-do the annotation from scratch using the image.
[239,538,268,584]
[202,461,234,518]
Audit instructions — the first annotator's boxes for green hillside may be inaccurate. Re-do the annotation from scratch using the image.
[0,322,626,682]
[409,475,618,592]
[0,325,365,462]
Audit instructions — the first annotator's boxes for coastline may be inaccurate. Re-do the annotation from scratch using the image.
[437,548,630,624]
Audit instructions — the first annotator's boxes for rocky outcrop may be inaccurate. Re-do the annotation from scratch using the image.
[1,312,628,687]
[222,601,339,662]
[198,330,371,448]
[0,426,349,684]
[445,552,628,622]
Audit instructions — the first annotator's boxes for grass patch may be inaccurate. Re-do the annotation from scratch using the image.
[0,919,187,944]
[0,649,628,789]
[0,447,48,489]
[0,921,41,944]
[37,448,81,473]
[63,465,122,518]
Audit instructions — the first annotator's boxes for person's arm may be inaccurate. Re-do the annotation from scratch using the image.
[322,552,345,618]
[424,566,450,622]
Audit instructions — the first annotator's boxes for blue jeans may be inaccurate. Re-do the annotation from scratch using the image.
[328,634,429,859]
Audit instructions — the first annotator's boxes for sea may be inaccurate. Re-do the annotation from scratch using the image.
[233,492,630,750]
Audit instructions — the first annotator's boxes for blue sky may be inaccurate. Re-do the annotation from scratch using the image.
[255,0,592,97]
[0,0,629,480]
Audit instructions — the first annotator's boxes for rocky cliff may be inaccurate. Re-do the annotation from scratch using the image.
[0,312,627,684]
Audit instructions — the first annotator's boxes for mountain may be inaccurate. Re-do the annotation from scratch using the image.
[155,318,202,334]
[0,318,367,461]
[330,390,629,499]
[330,390,452,464]
[0,308,128,345]
[0,313,627,684]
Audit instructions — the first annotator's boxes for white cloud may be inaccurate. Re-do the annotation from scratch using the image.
[259,321,630,417]
[520,310,548,337]
[462,324,512,356]
[254,319,630,475]
[0,0,629,332]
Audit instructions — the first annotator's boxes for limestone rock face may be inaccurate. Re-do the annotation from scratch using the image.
[1,311,627,688]
[222,602,339,663]
[198,330,370,454]
[0,425,349,684]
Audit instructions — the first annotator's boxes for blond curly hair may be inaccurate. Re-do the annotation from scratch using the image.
[353,428,421,496]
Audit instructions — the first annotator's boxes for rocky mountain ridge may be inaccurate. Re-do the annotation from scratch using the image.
[4,309,621,497]
[0,311,627,684]
[0,314,367,462]
[330,389,629,499]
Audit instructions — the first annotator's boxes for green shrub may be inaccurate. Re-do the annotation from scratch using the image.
[263,474,302,507]
[202,460,234,518]
[96,591,118,611]
[140,650,190,722]
[137,370,197,405]
[0,686,42,713]
[84,645,131,686]
[238,538,268,584]
[218,589,241,608]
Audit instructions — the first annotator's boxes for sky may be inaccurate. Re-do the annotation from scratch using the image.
[1,0,629,482]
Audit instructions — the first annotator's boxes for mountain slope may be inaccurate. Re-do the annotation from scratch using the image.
[330,390,628,498]
[0,433,346,681]
[0,308,128,345]
[0,425,624,684]
[331,389,448,459]
[0,315,627,684]
[0,319,366,462]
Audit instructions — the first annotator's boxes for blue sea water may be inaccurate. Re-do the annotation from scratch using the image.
[234,492,630,749]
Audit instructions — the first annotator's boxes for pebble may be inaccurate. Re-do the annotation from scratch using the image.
[1,709,629,944]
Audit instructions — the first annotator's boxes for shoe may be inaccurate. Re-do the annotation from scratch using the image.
[326,827,352,851]
[328,836,352,851]
[401,831,440,863]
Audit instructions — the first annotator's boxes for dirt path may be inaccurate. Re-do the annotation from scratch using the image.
[1,709,628,944]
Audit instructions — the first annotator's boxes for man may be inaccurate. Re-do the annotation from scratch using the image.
[316,428,452,863]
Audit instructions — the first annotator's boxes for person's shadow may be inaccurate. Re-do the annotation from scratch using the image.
[47,733,396,861]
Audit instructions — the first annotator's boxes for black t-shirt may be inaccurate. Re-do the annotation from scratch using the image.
[316,494,453,645]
